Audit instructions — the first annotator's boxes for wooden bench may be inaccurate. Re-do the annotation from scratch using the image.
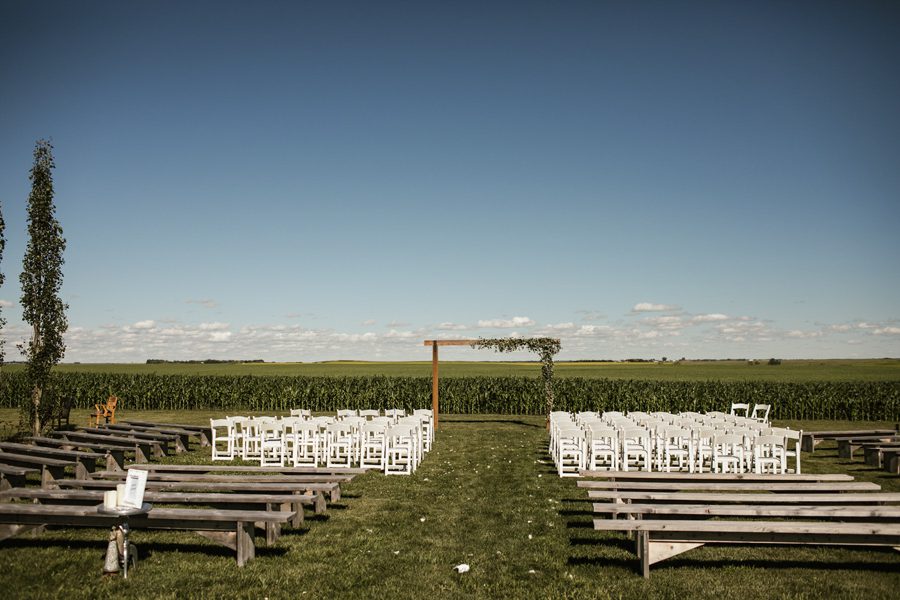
[587,491,900,504]
[28,437,129,470]
[126,463,366,476]
[800,428,898,453]
[0,502,294,566]
[578,471,853,482]
[55,478,343,503]
[885,448,900,475]
[837,435,900,459]
[0,452,90,486]
[79,426,181,454]
[0,442,113,473]
[0,465,39,491]
[578,480,882,493]
[864,443,900,468]
[0,487,325,545]
[53,431,160,461]
[120,420,212,446]
[105,423,196,451]
[95,471,354,485]
[592,518,900,578]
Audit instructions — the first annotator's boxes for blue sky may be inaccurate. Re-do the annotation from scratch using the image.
[1,1,898,362]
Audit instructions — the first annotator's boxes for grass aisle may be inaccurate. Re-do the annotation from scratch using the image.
[1,413,899,598]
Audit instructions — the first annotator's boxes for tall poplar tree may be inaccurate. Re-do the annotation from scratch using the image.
[20,139,68,436]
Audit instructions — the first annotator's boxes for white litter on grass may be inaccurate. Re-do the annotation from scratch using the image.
[528,534,533,540]
[454,564,470,573]
[420,517,426,522]
[528,570,536,575]
[393,551,400,555]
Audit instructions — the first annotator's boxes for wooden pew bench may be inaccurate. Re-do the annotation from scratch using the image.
[578,471,853,482]
[0,442,112,473]
[837,435,900,459]
[0,503,295,566]
[577,480,882,493]
[592,517,900,578]
[53,431,159,462]
[586,491,900,505]
[885,448,900,475]
[127,463,366,477]
[79,426,181,455]
[94,470,354,485]
[103,424,191,453]
[120,420,212,446]
[0,487,325,545]
[0,452,90,486]
[801,428,898,453]
[0,465,39,492]
[28,437,128,470]
[55,478,343,503]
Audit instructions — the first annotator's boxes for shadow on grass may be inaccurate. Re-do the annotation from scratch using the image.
[0,537,289,561]
[568,553,900,575]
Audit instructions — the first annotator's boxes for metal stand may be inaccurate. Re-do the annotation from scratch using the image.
[98,503,152,578]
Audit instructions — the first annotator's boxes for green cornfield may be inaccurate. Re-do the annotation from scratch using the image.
[1,372,897,421]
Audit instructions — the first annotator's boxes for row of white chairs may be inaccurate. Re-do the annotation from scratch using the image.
[210,409,434,475]
[550,410,800,477]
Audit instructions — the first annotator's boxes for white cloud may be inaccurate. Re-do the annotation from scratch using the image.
[199,322,230,331]
[0,300,13,308]
[361,319,377,326]
[209,331,232,342]
[873,327,900,335]
[437,322,469,331]
[642,316,685,330]
[632,302,679,313]
[133,320,156,330]
[477,316,535,328]
[692,313,729,323]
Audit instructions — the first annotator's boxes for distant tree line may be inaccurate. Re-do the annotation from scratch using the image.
[146,359,266,365]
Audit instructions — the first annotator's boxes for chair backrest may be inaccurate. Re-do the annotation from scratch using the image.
[359,409,381,419]
[751,403,771,423]
[729,403,750,417]
[290,408,311,418]
[336,409,358,419]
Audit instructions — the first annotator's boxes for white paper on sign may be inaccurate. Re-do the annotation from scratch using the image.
[121,469,148,509]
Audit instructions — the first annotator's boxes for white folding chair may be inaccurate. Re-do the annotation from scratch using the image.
[290,408,311,419]
[751,403,771,424]
[753,434,787,474]
[360,422,388,470]
[587,423,618,471]
[659,427,694,473]
[385,424,417,475]
[556,425,586,477]
[729,403,750,418]
[325,422,356,468]
[210,418,234,461]
[620,428,652,472]
[359,409,381,420]
[712,433,746,473]
[259,419,286,467]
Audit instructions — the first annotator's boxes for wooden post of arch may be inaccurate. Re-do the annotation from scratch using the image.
[424,339,477,430]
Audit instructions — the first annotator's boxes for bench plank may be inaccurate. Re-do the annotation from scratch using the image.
[578,471,852,482]
[586,491,900,504]
[0,503,294,566]
[578,481,881,492]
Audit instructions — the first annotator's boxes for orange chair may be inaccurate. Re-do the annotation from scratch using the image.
[90,395,118,427]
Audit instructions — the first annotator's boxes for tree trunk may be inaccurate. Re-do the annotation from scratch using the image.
[31,384,42,437]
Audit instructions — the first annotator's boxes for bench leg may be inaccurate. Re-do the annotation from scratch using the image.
[236,521,255,567]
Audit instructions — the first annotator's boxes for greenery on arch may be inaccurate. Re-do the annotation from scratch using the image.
[471,337,562,415]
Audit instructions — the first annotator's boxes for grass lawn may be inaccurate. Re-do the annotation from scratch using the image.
[1,411,899,599]
[5,357,899,381]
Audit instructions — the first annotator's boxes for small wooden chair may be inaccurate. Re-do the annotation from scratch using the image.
[90,395,118,427]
